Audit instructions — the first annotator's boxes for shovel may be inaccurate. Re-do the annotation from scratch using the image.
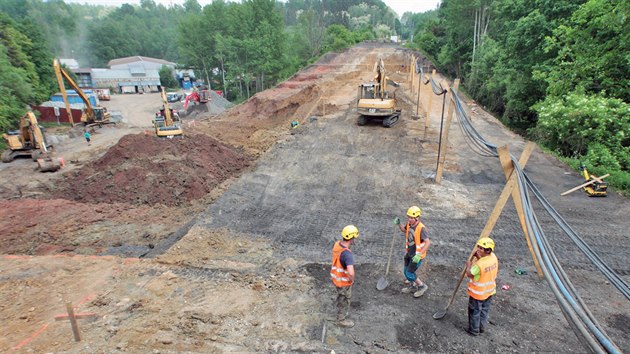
[376,230,397,291]
[433,252,476,320]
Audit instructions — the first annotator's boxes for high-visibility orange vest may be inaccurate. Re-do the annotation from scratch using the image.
[330,241,353,287]
[467,253,498,300]
[405,222,427,259]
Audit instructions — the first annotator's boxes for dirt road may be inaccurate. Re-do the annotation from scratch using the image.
[1,43,628,353]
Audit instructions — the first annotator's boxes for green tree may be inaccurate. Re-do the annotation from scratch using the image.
[539,0,629,102]
[159,65,178,88]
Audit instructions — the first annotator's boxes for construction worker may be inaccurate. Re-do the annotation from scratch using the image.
[330,225,359,328]
[394,206,431,298]
[465,237,498,336]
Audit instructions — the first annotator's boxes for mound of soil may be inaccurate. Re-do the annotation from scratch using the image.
[54,133,250,206]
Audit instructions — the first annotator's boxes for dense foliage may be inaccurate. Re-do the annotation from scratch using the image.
[410,0,629,194]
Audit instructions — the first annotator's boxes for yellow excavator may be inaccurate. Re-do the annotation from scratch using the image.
[53,58,111,127]
[356,58,401,127]
[154,87,183,138]
[1,111,61,172]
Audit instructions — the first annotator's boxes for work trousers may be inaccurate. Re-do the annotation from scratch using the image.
[335,285,352,320]
[403,254,423,282]
[468,295,493,334]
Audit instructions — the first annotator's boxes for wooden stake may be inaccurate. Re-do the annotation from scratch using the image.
[497,145,544,278]
[435,79,459,183]
[56,302,99,342]
[561,174,610,196]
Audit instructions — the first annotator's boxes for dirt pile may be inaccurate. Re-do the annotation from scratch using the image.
[54,133,251,206]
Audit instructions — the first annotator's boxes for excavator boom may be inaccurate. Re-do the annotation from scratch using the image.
[53,59,111,126]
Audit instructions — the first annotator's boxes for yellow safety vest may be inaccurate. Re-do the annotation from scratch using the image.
[468,253,498,300]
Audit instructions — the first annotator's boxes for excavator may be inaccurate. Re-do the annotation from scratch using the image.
[183,85,210,110]
[154,87,183,138]
[356,58,401,127]
[1,111,61,172]
[53,59,111,127]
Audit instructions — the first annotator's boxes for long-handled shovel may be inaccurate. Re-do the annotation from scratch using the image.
[376,231,397,291]
[433,252,476,320]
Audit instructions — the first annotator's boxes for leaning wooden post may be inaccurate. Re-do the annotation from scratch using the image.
[434,78,460,183]
[478,142,535,239]
[497,145,544,279]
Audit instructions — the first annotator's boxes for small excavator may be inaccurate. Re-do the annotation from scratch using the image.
[356,58,401,127]
[154,87,183,138]
[53,59,112,127]
[1,111,61,172]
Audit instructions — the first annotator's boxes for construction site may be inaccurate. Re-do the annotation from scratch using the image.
[1,43,629,353]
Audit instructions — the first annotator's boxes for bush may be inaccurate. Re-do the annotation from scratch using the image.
[531,91,630,171]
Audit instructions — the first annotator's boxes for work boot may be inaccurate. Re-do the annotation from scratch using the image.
[413,283,429,298]
[337,319,355,328]
[401,285,417,294]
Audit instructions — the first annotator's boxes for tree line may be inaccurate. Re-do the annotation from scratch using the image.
[0,0,398,132]
[408,0,629,193]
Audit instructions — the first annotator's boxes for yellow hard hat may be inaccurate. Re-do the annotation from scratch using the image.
[341,225,359,240]
[477,237,495,251]
[407,206,422,218]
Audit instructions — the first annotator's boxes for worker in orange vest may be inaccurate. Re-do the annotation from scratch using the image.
[465,237,499,336]
[394,206,431,298]
[330,225,359,328]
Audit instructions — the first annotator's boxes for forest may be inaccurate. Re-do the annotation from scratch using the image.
[0,0,628,193]
[406,0,628,193]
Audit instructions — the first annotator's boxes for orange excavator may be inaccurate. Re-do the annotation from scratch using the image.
[1,111,61,172]
[183,85,210,110]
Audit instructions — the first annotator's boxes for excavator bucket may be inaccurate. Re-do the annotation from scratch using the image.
[37,157,61,172]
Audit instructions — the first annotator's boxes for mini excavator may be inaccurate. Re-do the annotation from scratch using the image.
[356,58,401,127]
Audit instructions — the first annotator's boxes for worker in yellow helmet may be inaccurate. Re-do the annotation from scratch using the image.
[394,206,431,298]
[465,237,499,336]
[330,225,359,328]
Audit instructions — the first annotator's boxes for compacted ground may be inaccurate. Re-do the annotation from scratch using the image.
[0,43,628,353]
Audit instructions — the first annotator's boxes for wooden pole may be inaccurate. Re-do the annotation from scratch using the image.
[479,142,535,238]
[434,78,459,183]
[426,69,436,128]
[66,302,81,342]
[497,145,544,278]
[561,174,610,196]
[416,71,422,117]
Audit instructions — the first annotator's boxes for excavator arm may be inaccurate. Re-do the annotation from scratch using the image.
[161,88,174,127]
[53,59,94,124]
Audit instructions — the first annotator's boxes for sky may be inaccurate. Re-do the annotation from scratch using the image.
[63,0,441,17]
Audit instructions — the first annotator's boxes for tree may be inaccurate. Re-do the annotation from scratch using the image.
[159,65,178,88]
